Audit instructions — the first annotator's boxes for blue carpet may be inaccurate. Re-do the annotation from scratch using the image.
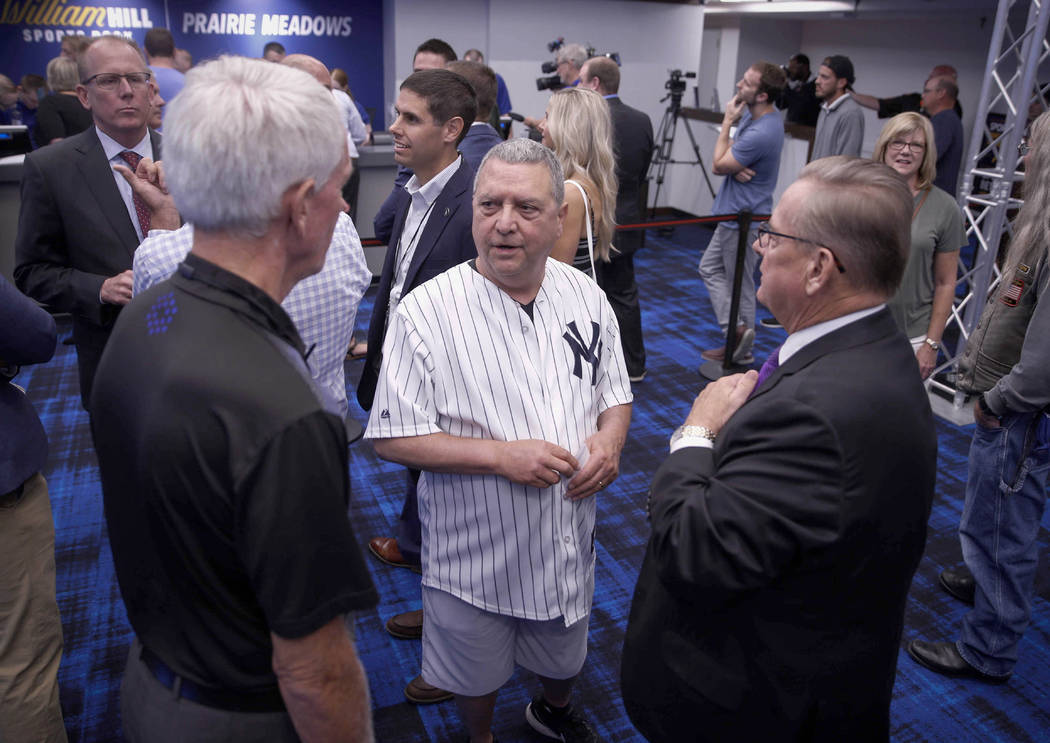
[19,223,1050,742]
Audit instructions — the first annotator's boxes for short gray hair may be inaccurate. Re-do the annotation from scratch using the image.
[164,55,345,237]
[77,36,145,83]
[46,56,79,92]
[474,138,565,206]
[793,156,913,296]
[556,43,588,70]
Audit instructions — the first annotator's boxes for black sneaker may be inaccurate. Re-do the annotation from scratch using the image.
[525,696,598,742]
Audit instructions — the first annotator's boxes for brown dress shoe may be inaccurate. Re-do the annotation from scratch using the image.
[404,674,453,704]
[386,609,424,640]
[368,537,421,574]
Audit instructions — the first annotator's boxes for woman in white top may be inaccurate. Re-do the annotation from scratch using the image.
[538,87,618,279]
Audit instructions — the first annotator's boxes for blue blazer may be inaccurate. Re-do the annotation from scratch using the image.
[458,123,503,173]
[357,158,477,410]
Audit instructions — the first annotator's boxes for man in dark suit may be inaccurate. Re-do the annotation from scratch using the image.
[580,57,653,381]
[373,38,458,245]
[15,35,159,409]
[357,68,477,705]
[621,156,937,742]
[446,60,503,172]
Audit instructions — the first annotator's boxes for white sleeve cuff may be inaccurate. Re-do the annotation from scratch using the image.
[670,436,715,454]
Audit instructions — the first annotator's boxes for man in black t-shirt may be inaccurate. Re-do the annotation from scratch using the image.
[90,55,377,743]
[777,53,820,127]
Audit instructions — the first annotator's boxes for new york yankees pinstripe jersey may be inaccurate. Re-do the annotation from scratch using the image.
[365,258,633,626]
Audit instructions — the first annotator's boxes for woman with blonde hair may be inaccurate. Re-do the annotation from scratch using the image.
[538,87,618,278]
[873,111,966,378]
[34,56,93,145]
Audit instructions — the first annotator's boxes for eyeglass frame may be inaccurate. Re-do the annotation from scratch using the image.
[887,139,927,154]
[756,223,847,273]
[80,72,153,91]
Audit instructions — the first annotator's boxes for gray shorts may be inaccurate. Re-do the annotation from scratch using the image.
[420,586,590,696]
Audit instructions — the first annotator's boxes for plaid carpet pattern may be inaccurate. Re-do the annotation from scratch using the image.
[18,223,1050,742]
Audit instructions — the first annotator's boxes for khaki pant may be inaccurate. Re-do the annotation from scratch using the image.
[0,473,67,743]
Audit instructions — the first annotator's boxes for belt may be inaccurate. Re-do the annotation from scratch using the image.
[139,645,286,713]
[0,480,26,507]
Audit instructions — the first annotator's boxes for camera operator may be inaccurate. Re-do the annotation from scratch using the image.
[523,42,588,129]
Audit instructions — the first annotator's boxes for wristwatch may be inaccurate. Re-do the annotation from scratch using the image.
[923,337,940,351]
[669,424,717,450]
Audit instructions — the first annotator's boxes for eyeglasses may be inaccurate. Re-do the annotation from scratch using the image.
[81,72,152,91]
[756,223,846,273]
[1018,139,1030,157]
[888,139,926,154]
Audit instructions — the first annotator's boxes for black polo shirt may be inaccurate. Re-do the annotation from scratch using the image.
[91,253,377,693]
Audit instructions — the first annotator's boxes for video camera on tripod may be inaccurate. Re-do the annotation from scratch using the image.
[663,69,697,109]
[649,68,715,212]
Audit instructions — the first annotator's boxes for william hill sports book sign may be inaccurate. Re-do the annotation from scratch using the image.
[1,0,383,120]
[3,1,155,42]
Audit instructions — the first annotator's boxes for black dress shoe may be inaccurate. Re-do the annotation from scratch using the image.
[907,640,1010,683]
[939,567,976,605]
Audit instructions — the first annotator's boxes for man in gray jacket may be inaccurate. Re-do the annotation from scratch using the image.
[811,55,864,160]
[907,112,1050,682]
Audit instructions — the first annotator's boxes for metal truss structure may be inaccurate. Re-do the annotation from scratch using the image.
[930,0,1050,419]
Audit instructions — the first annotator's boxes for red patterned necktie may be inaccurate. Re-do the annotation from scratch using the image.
[118,150,150,237]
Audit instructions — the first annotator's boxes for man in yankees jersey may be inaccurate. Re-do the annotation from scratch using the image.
[366,138,633,743]
[356,68,478,704]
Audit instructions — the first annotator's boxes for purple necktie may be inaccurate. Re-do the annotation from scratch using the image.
[750,346,781,397]
[118,150,151,237]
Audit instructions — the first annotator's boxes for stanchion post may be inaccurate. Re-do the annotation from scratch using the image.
[721,209,752,372]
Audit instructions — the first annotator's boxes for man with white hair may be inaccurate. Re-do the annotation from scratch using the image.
[90,56,377,743]
[131,52,372,418]
[523,42,588,129]
[368,138,632,743]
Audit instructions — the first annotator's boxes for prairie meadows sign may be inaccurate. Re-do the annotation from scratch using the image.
[1,0,382,115]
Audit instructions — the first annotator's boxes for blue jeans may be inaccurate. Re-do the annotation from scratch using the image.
[957,410,1050,676]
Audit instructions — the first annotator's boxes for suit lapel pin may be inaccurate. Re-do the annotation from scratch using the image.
[444,207,451,217]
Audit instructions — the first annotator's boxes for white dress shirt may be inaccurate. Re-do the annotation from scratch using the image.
[386,155,462,322]
[96,127,154,243]
[671,304,885,452]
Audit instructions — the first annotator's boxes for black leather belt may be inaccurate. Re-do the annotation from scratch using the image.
[139,645,286,713]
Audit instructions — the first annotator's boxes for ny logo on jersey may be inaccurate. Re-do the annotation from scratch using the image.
[563,320,602,385]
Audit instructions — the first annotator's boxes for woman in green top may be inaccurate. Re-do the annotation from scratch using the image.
[873,112,966,379]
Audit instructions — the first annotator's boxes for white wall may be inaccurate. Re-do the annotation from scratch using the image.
[378,2,1001,218]
[737,18,802,82]
[799,16,994,158]
[381,0,704,136]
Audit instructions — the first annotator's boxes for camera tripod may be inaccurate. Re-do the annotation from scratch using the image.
[648,76,716,216]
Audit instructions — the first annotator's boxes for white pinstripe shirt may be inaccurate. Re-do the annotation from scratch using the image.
[365,258,633,625]
[132,213,371,417]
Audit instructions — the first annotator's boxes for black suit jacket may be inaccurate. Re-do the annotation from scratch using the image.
[621,308,936,743]
[607,97,653,256]
[15,126,161,406]
[357,158,476,410]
